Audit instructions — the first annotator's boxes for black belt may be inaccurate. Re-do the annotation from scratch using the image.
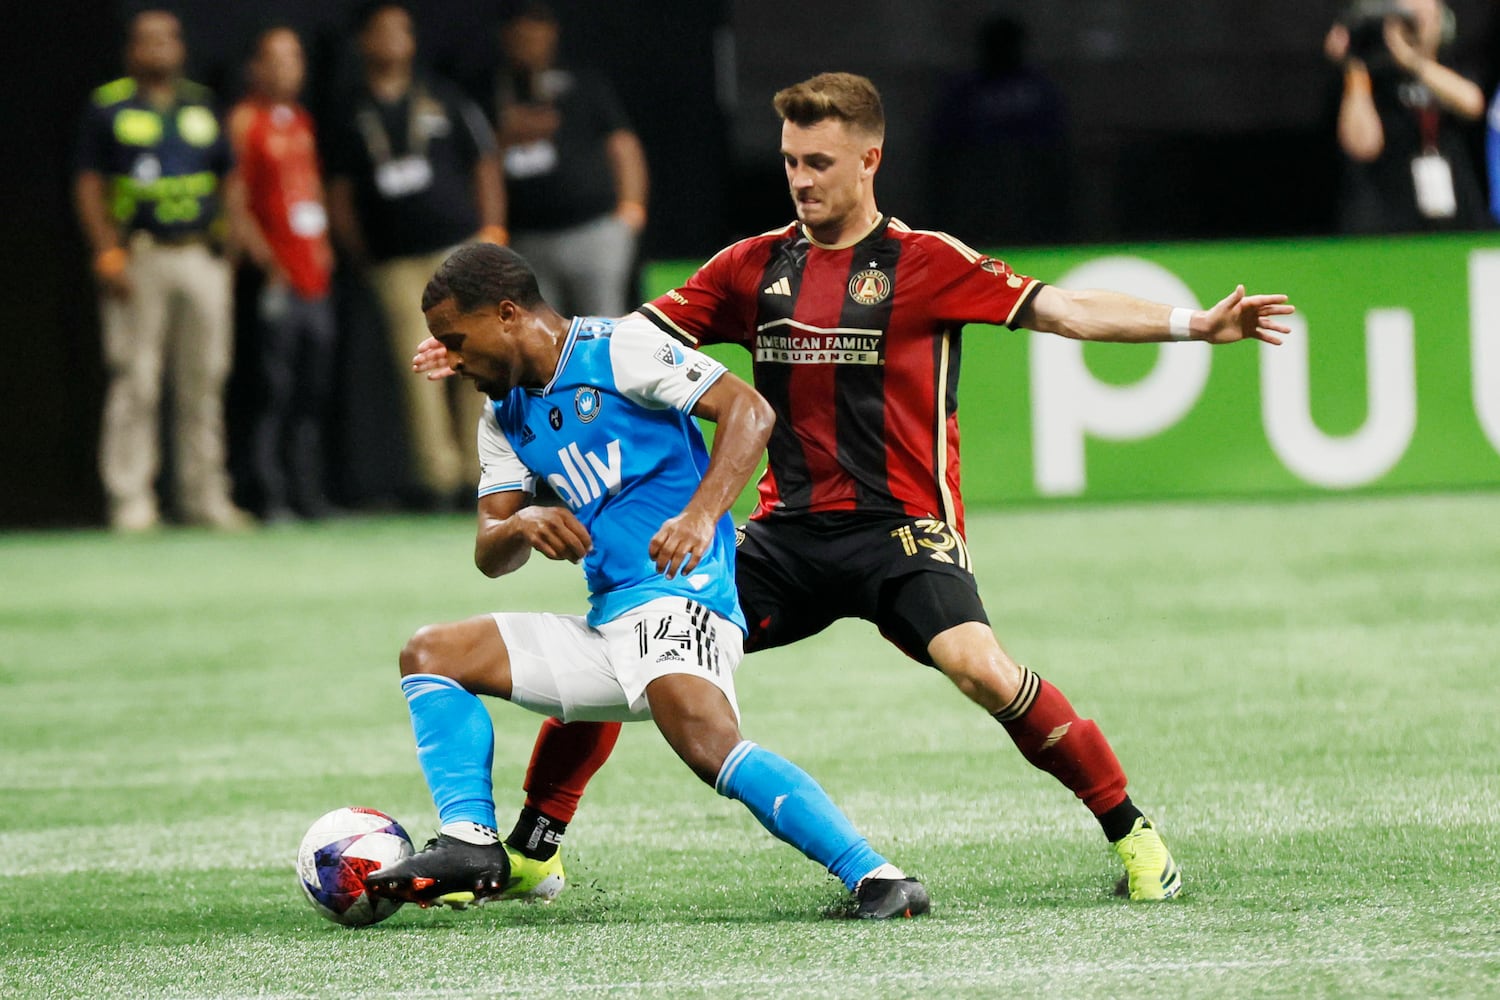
[131,230,211,248]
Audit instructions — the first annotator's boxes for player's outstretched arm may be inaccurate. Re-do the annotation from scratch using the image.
[648,373,774,580]
[1193,285,1297,345]
[475,490,592,578]
[1021,284,1295,345]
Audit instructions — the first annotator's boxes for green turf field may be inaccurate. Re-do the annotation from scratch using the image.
[2,493,1498,999]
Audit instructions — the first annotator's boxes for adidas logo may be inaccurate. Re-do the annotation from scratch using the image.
[762,276,791,296]
[1041,722,1071,750]
[655,648,684,663]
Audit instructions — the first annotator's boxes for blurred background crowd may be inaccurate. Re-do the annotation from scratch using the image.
[2,0,1498,530]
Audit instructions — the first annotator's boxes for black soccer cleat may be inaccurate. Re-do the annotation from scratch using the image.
[852,875,931,920]
[365,834,511,909]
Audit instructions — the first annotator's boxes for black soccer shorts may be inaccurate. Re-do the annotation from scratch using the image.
[733,511,989,666]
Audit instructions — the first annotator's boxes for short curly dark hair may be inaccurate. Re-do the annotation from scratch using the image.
[422,244,544,313]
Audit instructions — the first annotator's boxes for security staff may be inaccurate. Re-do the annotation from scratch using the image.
[74,9,252,532]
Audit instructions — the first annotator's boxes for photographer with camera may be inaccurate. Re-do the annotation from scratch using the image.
[1324,0,1488,232]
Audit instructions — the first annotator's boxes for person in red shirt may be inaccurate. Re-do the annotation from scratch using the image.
[415,72,1295,905]
[230,26,338,521]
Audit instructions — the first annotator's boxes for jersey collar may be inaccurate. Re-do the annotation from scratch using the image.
[800,212,886,251]
[540,316,584,395]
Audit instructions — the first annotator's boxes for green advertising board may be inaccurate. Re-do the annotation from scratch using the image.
[644,232,1500,505]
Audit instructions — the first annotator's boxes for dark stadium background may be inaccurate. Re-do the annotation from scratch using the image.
[1,0,1495,527]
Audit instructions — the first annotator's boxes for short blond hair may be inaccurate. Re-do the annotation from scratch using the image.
[772,72,885,140]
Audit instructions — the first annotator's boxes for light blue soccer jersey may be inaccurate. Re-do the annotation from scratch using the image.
[477,314,747,632]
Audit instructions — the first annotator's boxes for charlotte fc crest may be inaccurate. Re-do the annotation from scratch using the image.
[848,268,891,305]
[574,387,602,423]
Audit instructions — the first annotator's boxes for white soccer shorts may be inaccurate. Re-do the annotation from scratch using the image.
[493,597,744,723]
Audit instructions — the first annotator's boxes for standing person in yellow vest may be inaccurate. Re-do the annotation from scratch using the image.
[74,9,253,532]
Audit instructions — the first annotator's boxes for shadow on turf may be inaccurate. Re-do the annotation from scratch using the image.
[362,882,860,932]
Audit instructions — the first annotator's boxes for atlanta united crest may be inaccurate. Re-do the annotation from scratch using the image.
[848,268,891,306]
[574,387,602,423]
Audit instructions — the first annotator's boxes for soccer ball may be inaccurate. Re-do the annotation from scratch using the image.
[296,806,414,927]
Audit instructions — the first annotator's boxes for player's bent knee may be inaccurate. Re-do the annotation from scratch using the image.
[398,624,450,678]
[930,628,1023,712]
[946,660,1021,713]
[945,667,997,710]
[400,617,514,699]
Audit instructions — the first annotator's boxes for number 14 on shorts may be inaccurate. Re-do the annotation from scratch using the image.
[634,604,725,676]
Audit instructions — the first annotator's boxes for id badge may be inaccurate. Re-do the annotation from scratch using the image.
[1411,152,1456,219]
[259,282,290,322]
[374,155,434,198]
[504,139,558,180]
[288,200,327,238]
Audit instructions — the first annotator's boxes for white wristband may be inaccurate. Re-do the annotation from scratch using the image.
[1168,307,1195,341]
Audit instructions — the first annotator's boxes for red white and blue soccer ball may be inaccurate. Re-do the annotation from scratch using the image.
[296,806,414,926]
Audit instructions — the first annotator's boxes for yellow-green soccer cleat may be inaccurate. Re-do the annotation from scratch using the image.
[1113,817,1182,901]
[498,845,566,903]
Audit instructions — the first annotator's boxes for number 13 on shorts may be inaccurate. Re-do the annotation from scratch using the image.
[890,518,972,569]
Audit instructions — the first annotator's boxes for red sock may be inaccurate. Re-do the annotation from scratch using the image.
[522,718,622,822]
[994,669,1127,816]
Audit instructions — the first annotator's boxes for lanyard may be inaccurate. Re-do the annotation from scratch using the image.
[1417,105,1441,152]
[355,81,432,166]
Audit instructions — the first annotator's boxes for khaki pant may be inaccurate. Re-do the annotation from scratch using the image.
[511,214,638,318]
[371,250,485,499]
[99,238,235,525]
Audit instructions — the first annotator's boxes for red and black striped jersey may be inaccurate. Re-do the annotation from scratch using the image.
[640,214,1042,534]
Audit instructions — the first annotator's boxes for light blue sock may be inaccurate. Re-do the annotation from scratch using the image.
[400,673,497,829]
[715,740,887,891]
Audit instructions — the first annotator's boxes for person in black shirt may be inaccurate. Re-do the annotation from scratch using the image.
[325,2,507,508]
[1325,0,1488,232]
[493,3,649,318]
